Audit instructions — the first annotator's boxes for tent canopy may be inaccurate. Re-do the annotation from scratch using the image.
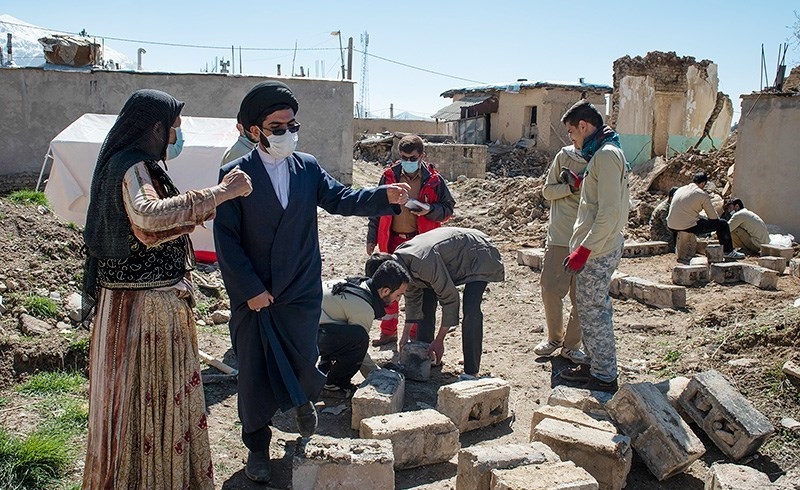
[44,113,239,260]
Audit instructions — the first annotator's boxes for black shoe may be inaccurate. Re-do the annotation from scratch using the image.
[323,383,357,398]
[559,363,592,382]
[296,401,318,437]
[581,375,619,393]
[245,450,271,483]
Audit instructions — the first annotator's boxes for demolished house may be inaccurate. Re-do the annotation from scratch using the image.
[611,51,733,166]
[434,80,611,151]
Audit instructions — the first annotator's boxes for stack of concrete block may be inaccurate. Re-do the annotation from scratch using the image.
[705,244,724,263]
[758,256,787,274]
[672,264,709,287]
[292,435,394,490]
[789,258,800,279]
[606,382,705,480]
[529,405,616,441]
[705,463,778,490]
[653,376,692,423]
[760,244,794,260]
[437,378,510,432]
[679,370,774,460]
[351,369,405,430]
[617,275,686,309]
[456,442,561,490]
[517,248,545,272]
[547,385,614,418]
[622,241,670,258]
[399,341,432,381]
[359,409,459,469]
[676,232,698,263]
[690,256,709,266]
[491,461,599,490]
[709,263,779,290]
[609,271,629,297]
[530,414,632,490]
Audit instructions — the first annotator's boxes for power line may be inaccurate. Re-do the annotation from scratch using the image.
[354,48,487,85]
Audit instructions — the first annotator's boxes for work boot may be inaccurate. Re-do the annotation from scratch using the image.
[295,401,318,437]
[581,375,619,393]
[245,450,271,483]
[533,339,563,356]
[558,363,591,382]
[371,333,397,347]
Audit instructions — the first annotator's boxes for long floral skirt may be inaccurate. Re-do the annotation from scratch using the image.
[82,288,214,490]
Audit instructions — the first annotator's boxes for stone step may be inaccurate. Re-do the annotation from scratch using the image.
[622,241,670,258]
[617,276,686,309]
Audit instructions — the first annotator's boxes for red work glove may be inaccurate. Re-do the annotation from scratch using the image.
[563,246,591,273]
[559,168,583,191]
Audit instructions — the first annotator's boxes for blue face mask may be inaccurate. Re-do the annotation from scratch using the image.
[166,127,184,160]
[401,160,419,173]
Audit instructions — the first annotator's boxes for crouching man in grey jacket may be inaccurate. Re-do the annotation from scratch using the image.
[366,227,505,378]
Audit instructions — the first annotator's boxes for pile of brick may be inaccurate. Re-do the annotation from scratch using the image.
[486,143,554,178]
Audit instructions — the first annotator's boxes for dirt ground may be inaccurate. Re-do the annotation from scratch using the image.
[0,157,798,489]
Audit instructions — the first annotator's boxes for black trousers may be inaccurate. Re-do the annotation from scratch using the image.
[417,281,487,376]
[675,217,734,253]
[317,323,369,388]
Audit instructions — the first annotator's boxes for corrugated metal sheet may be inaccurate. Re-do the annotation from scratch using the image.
[432,96,492,121]
[440,80,612,98]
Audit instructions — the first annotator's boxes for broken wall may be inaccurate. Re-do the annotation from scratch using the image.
[424,143,488,180]
[0,67,355,187]
[353,118,445,143]
[612,51,733,166]
[733,93,800,239]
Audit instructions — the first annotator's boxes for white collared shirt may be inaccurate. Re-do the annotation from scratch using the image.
[256,145,290,209]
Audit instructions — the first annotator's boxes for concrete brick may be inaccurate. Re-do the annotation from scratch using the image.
[399,341,431,381]
[608,271,629,297]
[672,264,709,286]
[676,232,697,262]
[653,376,692,423]
[622,241,670,258]
[359,409,460,469]
[758,256,787,274]
[790,258,800,279]
[490,461,599,490]
[351,369,405,430]
[530,405,616,442]
[690,256,709,266]
[517,248,545,271]
[606,382,705,481]
[710,263,742,284]
[696,239,709,255]
[679,370,774,460]
[457,442,561,490]
[547,385,613,418]
[618,276,686,309]
[740,264,779,290]
[292,435,394,490]
[783,360,800,382]
[531,418,632,490]
[705,462,775,490]
[705,244,724,263]
[760,243,794,260]
[437,378,510,432]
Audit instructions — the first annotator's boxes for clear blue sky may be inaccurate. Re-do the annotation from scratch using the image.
[3,1,798,121]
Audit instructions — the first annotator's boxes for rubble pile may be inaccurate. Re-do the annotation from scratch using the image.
[647,133,737,195]
[486,143,553,178]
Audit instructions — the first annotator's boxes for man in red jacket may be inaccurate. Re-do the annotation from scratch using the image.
[366,134,456,347]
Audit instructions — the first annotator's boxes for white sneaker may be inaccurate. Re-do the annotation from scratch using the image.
[533,339,563,356]
[561,348,589,365]
[724,250,745,260]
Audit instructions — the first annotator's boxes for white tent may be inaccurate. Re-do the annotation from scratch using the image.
[44,113,239,262]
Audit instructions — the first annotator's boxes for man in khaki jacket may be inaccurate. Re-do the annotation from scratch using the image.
[725,198,769,255]
[559,100,629,393]
[533,146,588,364]
[667,172,744,260]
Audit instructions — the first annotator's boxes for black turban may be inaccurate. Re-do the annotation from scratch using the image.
[239,81,299,129]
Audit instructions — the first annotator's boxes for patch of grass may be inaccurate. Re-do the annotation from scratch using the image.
[68,337,90,357]
[40,397,89,435]
[22,296,58,320]
[195,300,211,316]
[65,222,80,232]
[0,427,72,490]
[663,349,681,363]
[16,372,86,396]
[0,396,9,408]
[7,190,48,207]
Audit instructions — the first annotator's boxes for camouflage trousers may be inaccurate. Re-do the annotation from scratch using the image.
[575,244,623,382]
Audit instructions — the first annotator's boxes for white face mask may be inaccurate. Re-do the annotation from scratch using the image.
[260,129,298,160]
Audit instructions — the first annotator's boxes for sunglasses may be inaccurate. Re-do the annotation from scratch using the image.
[262,123,301,136]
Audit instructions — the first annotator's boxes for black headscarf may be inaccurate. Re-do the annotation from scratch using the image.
[81,89,184,315]
[238,81,299,129]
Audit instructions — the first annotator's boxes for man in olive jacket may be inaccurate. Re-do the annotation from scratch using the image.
[365,227,505,378]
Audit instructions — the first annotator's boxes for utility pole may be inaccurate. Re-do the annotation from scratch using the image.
[331,31,346,81]
[390,104,394,119]
[347,37,353,80]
